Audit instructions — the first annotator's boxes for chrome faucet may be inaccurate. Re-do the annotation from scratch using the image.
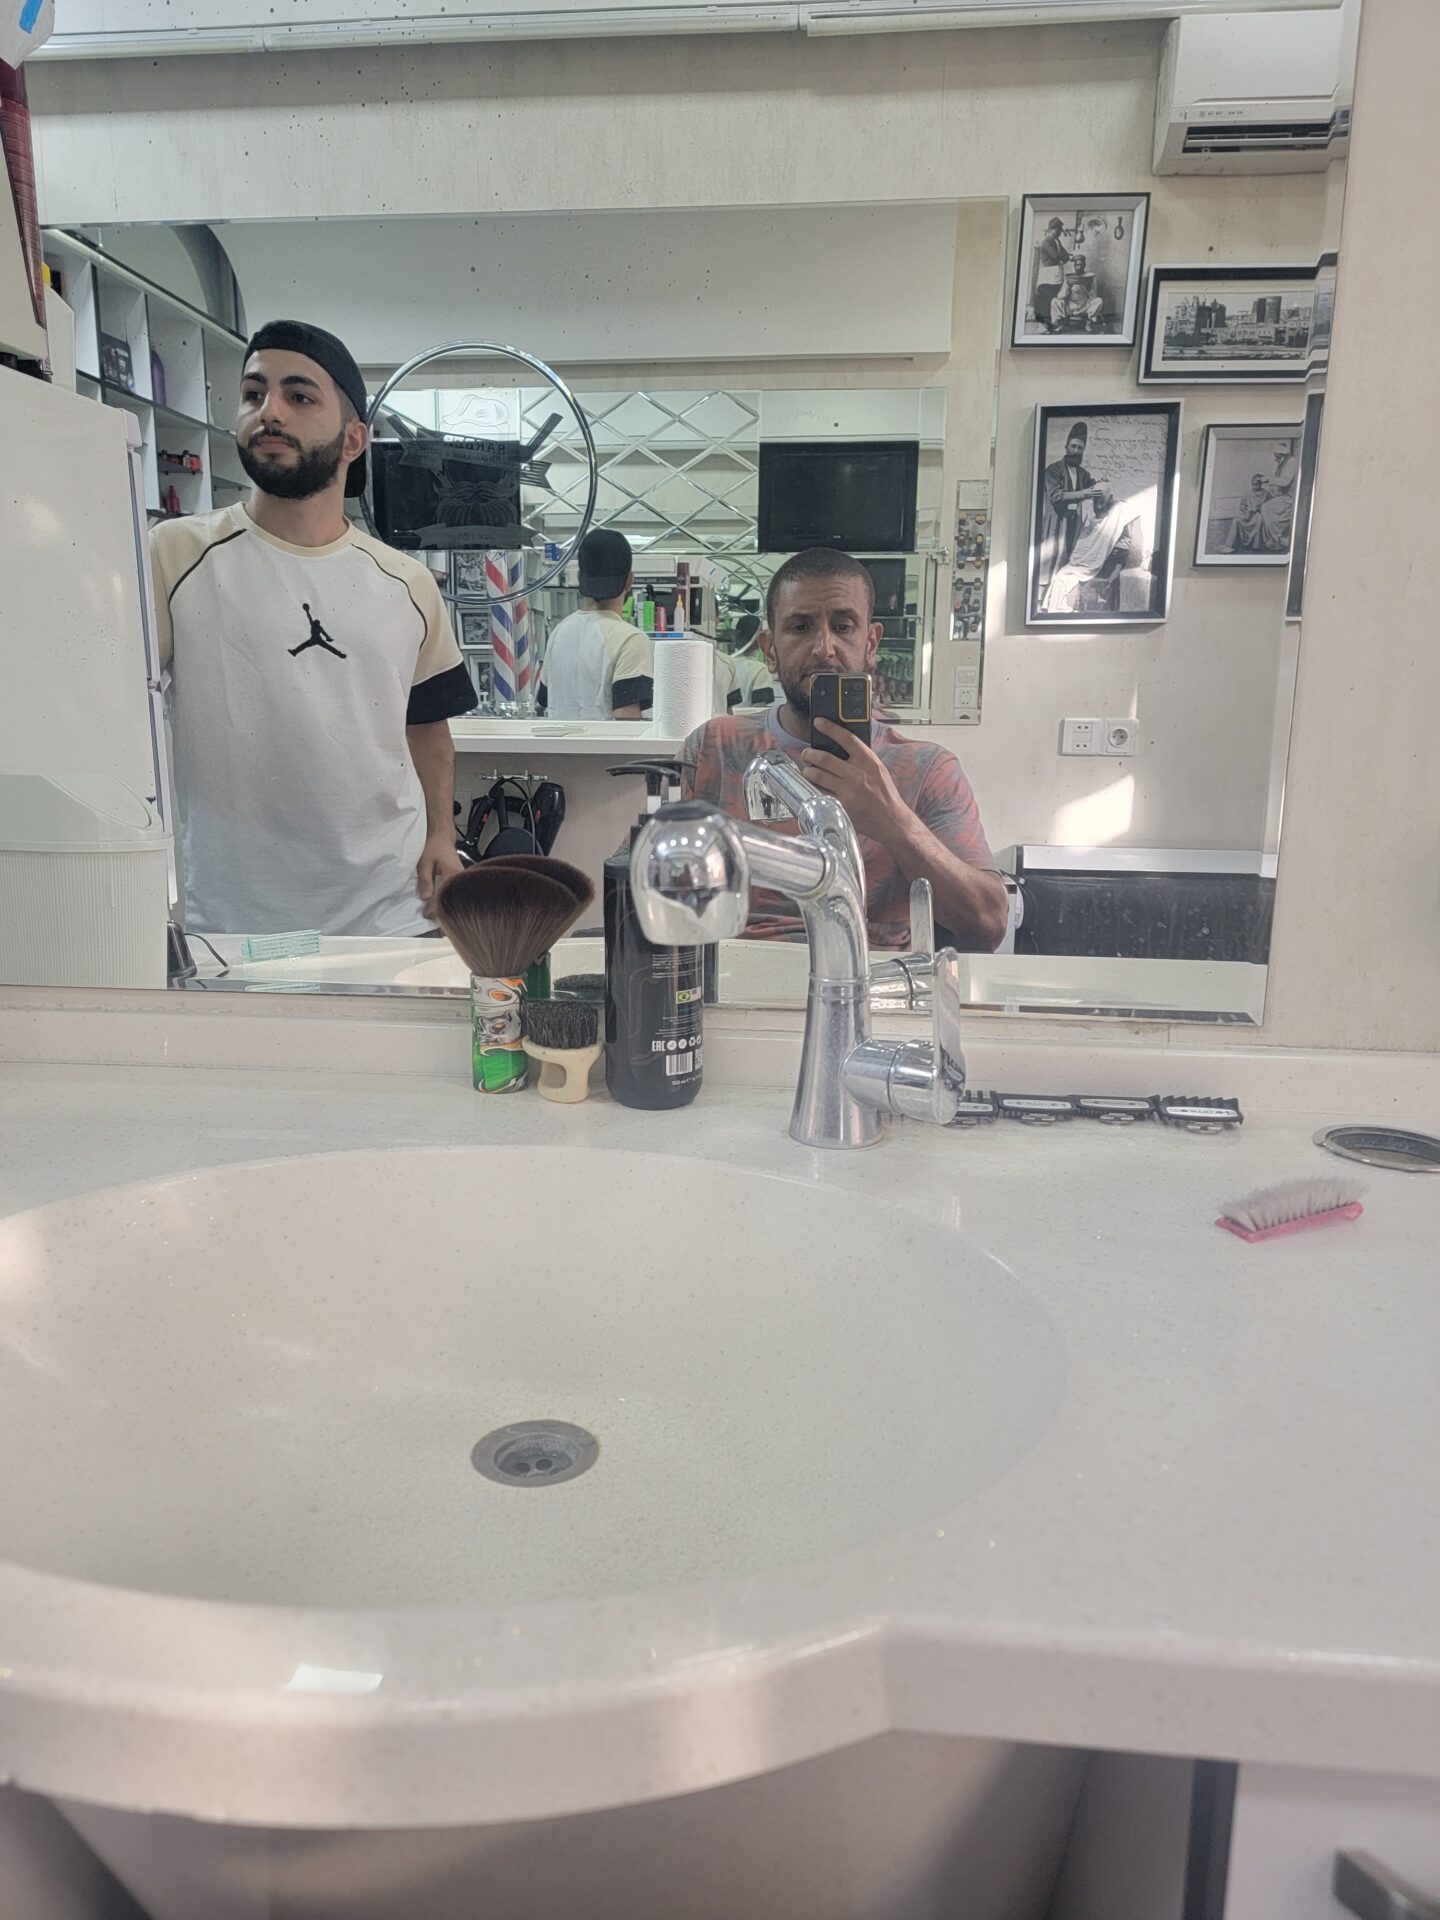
[630,749,967,1150]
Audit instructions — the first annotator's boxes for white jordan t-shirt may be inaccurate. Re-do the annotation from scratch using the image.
[540,608,653,719]
[149,503,476,937]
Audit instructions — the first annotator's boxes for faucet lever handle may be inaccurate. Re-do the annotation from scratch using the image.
[909,878,935,967]
[867,879,938,1011]
[931,950,967,1109]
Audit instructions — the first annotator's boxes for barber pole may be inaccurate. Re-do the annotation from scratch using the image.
[486,550,518,713]
[509,551,531,706]
[487,550,532,714]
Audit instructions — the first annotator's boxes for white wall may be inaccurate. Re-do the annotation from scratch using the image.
[27,23,1205,226]
[975,168,1320,855]
[1259,0,1440,1053]
[217,206,958,363]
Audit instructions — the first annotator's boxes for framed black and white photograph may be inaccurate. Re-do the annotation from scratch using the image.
[1141,262,1335,384]
[1311,251,1338,373]
[1027,402,1182,629]
[1286,391,1326,623]
[1011,193,1150,348]
[1194,424,1303,568]
[451,551,490,596]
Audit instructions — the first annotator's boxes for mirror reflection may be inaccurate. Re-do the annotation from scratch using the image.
[3,2,1355,1023]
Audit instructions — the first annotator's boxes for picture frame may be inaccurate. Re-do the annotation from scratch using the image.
[452,552,485,596]
[1194,423,1303,569]
[1285,391,1326,623]
[1011,193,1150,349]
[1140,260,1337,385]
[1026,401,1182,630]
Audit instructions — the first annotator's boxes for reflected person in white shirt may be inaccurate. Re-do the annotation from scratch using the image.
[537,529,653,720]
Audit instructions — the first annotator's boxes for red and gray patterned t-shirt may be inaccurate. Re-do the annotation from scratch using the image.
[680,707,997,949]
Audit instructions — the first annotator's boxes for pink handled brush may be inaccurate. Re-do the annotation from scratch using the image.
[1216,1177,1366,1244]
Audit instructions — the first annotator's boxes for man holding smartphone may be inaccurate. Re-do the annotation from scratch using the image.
[681,547,1007,951]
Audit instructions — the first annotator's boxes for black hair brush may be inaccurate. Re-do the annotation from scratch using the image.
[521,998,602,1103]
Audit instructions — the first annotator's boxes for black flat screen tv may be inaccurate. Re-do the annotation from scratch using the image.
[757,440,919,554]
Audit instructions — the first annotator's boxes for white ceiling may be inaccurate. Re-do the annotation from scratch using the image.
[218,205,960,368]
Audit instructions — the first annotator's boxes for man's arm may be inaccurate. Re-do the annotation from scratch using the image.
[406,721,462,919]
[800,724,1008,951]
[1048,465,1104,510]
[610,628,654,720]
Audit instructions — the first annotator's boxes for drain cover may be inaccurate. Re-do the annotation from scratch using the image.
[472,1421,599,1488]
[1315,1125,1440,1172]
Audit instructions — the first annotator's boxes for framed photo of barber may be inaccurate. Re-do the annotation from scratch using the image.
[1026,401,1182,630]
[1194,424,1303,569]
[1011,193,1150,349]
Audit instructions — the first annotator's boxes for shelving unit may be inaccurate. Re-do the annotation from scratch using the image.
[41,229,247,522]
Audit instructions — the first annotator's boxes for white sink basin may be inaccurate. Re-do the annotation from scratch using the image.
[0,1146,1063,1612]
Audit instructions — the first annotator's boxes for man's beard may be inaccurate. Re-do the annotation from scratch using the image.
[777,665,815,719]
[238,424,348,501]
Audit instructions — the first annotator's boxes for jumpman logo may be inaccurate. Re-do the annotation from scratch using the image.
[289,604,347,660]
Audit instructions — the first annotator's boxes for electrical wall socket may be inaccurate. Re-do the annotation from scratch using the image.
[1061,717,1103,755]
[1061,717,1138,757]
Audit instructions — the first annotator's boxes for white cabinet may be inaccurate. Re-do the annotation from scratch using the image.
[1224,1765,1440,1920]
[39,229,246,522]
[1049,1753,1440,1920]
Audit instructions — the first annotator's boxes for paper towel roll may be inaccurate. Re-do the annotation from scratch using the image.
[652,636,716,739]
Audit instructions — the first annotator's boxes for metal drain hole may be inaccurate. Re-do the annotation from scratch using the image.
[472,1421,599,1488]
[1316,1125,1440,1173]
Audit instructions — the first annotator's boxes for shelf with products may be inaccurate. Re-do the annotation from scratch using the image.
[42,228,246,521]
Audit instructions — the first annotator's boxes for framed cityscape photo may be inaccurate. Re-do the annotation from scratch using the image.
[1027,401,1182,629]
[1141,262,1334,384]
[1194,424,1303,568]
[1012,193,1150,348]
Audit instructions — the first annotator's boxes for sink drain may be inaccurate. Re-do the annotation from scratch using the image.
[472,1421,599,1488]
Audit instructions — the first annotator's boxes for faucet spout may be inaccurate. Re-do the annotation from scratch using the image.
[630,754,968,1150]
[632,754,880,1149]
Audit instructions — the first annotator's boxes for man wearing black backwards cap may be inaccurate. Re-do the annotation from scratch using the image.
[148,320,477,937]
[536,527,653,720]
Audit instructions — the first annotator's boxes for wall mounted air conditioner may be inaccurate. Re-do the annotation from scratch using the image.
[1154,9,1352,175]
[800,0,1327,34]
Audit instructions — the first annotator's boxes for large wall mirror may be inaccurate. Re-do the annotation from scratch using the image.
[8,0,1355,1026]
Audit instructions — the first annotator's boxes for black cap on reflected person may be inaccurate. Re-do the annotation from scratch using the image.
[578,527,633,601]
[244,319,370,498]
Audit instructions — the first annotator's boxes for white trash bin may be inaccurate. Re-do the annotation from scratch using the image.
[0,771,171,989]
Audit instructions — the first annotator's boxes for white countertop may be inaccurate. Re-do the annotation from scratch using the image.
[0,1045,1436,1826]
[449,717,685,756]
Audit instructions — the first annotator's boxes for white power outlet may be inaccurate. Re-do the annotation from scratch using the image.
[1062,716,1138,757]
[1061,717,1104,755]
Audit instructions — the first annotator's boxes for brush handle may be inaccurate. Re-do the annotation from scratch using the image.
[522,1040,603,1104]
[1216,1202,1364,1243]
[471,975,529,1093]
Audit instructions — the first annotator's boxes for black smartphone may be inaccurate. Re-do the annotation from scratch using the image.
[809,672,872,758]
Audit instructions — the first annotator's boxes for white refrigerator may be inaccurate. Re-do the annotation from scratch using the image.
[0,366,173,986]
